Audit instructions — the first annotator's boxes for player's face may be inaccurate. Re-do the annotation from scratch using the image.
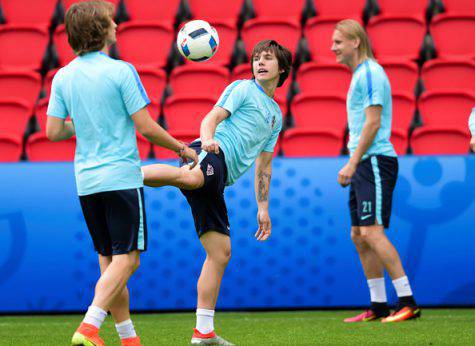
[332,30,357,65]
[106,19,117,45]
[253,50,281,83]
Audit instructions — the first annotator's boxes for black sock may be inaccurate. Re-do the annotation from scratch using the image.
[398,295,417,308]
[371,302,390,316]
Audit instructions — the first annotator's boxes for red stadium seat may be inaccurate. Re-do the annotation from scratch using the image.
[34,99,48,131]
[441,0,475,14]
[421,58,475,92]
[418,91,475,127]
[137,68,166,104]
[122,0,181,24]
[375,0,429,19]
[304,17,362,63]
[0,99,32,137]
[241,19,301,57]
[182,22,238,67]
[392,92,416,131]
[0,134,22,162]
[153,131,199,159]
[391,128,408,155]
[231,64,292,101]
[0,0,58,26]
[0,71,42,105]
[116,22,174,69]
[0,25,49,70]
[290,93,347,131]
[163,95,216,132]
[42,70,57,100]
[411,126,470,155]
[252,0,306,22]
[367,15,426,61]
[430,15,475,58]
[187,0,244,26]
[282,128,343,157]
[170,65,230,97]
[62,0,120,11]
[380,60,419,94]
[26,132,76,161]
[312,0,366,18]
[296,62,351,94]
[53,25,76,67]
[136,133,150,159]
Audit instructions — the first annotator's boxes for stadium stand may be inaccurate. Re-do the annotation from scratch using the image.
[137,68,167,104]
[430,14,475,58]
[153,131,199,159]
[0,25,49,70]
[374,0,430,19]
[392,92,416,131]
[418,91,475,127]
[0,0,58,27]
[411,127,470,154]
[26,133,76,161]
[0,134,22,162]
[163,94,216,132]
[282,128,343,157]
[440,0,475,14]
[53,25,75,67]
[251,0,307,23]
[391,129,409,154]
[0,98,32,137]
[380,60,419,94]
[122,0,181,24]
[187,0,245,26]
[296,62,351,94]
[311,0,367,18]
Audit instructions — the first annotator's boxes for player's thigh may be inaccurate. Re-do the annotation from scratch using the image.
[98,254,113,274]
[177,164,205,190]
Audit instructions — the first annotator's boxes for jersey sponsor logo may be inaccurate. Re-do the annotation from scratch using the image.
[206,164,214,176]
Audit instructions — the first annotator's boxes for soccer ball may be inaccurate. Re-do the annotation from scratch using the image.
[177,20,219,62]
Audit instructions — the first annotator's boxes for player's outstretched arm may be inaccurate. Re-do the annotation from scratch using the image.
[132,107,198,167]
[46,116,75,142]
[338,105,381,187]
[254,151,273,241]
[200,106,229,153]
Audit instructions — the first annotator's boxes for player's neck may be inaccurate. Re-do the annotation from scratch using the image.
[101,45,110,55]
[255,79,277,98]
[349,54,368,72]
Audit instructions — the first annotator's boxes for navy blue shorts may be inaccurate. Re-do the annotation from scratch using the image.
[79,188,147,256]
[180,141,230,238]
[349,155,398,229]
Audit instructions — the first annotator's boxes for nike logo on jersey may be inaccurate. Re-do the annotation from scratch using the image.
[206,164,214,176]
[361,214,373,220]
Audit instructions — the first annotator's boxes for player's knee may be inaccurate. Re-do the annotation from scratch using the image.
[178,168,202,190]
[211,247,231,266]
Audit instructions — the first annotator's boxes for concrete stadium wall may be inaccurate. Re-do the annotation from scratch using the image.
[0,156,474,313]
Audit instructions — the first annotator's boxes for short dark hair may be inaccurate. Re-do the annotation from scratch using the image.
[65,1,114,56]
[250,40,293,87]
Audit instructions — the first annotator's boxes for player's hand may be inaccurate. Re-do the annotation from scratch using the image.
[255,209,271,241]
[338,162,357,187]
[471,136,475,152]
[181,146,199,169]
[201,139,220,154]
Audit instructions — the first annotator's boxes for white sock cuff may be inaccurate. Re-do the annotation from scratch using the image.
[88,305,107,317]
[367,277,387,303]
[196,308,215,317]
[115,319,133,328]
[392,275,413,297]
[367,277,385,286]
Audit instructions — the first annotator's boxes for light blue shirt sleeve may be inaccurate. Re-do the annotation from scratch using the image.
[362,63,384,109]
[47,72,68,119]
[263,123,281,152]
[120,62,150,116]
[469,108,475,136]
[216,81,247,115]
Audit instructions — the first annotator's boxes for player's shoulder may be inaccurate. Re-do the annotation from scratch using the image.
[227,79,253,91]
[357,59,387,84]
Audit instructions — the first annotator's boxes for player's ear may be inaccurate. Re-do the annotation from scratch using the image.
[353,38,360,50]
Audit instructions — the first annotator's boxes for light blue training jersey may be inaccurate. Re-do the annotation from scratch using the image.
[469,108,475,135]
[347,59,397,158]
[47,51,150,196]
[214,79,282,185]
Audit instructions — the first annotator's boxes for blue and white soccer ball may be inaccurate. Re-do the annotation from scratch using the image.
[177,20,219,62]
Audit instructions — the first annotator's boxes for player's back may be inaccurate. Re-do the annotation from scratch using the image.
[49,51,150,195]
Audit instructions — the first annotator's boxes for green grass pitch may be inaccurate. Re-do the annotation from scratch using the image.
[0,309,473,345]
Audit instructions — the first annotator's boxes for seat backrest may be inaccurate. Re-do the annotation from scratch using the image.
[0,71,42,105]
[252,0,306,22]
[418,91,475,127]
[390,129,408,155]
[123,0,181,23]
[296,62,352,94]
[116,22,174,68]
[0,134,22,162]
[154,132,199,159]
[163,95,216,132]
[291,93,347,130]
[0,99,32,136]
[430,15,475,58]
[170,65,230,97]
[367,15,426,60]
[441,0,475,14]
[380,60,419,94]
[283,128,343,157]
[242,19,301,57]
[53,25,76,67]
[411,127,470,155]
[26,133,76,161]
[0,25,49,70]
[137,68,167,104]
[392,93,416,131]
[421,59,475,91]
[0,0,58,25]
[187,0,244,25]
[376,0,429,17]
[312,0,366,17]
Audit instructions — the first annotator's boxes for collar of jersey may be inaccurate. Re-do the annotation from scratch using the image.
[253,79,274,99]
[354,59,369,73]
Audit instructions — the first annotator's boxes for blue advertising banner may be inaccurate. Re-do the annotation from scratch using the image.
[0,156,474,312]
